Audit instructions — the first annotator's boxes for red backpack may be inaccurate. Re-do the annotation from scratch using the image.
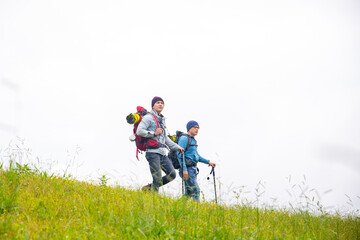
[127,106,160,160]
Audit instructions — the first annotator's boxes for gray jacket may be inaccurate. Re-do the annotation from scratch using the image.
[136,109,179,156]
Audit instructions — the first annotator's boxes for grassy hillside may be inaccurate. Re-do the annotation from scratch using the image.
[1,162,359,239]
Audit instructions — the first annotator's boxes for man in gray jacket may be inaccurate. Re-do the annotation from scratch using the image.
[137,96,184,192]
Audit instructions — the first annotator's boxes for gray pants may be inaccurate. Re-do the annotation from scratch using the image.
[145,152,176,192]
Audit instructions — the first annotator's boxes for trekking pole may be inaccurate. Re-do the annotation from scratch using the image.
[181,153,185,196]
[182,178,184,195]
[209,167,217,204]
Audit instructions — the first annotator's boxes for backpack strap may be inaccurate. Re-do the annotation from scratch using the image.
[136,148,140,161]
[149,113,161,128]
[192,138,198,147]
[184,134,192,151]
[185,134,198,148]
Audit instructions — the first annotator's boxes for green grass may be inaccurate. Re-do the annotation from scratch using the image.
[0,162,359,239]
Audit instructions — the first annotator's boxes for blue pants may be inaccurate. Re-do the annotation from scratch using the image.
[180,166,200,201]
[145,152,176,192]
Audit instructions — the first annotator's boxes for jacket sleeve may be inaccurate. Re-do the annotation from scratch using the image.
[177,136,188,171]
[136,115,155,138]
[162,118,179,150]
[198,154,210,164]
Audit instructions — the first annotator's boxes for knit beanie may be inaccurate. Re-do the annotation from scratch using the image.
[186,120,199,131]
[151,96,164,108]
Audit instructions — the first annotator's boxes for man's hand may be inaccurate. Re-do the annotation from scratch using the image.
[183,170,189,180]
[209,161,216,168]
[178,146,184,153]
[154,128,163,136]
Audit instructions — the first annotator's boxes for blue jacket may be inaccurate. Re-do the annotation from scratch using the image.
[177,135,209,171]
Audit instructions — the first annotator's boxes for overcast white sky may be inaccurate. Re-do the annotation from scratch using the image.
[1,0,360,212]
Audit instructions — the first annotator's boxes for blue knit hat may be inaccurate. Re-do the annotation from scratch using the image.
[186,120,199,131]
[151,96,164,108]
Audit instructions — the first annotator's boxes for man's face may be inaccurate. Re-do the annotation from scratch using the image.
[188,125,199,136]
[153,101,164,113]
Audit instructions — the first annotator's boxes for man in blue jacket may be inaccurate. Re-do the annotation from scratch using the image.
[137,96,184,192]
[177,120,216,200]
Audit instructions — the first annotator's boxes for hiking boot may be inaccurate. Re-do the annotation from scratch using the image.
[142,184,152,191]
